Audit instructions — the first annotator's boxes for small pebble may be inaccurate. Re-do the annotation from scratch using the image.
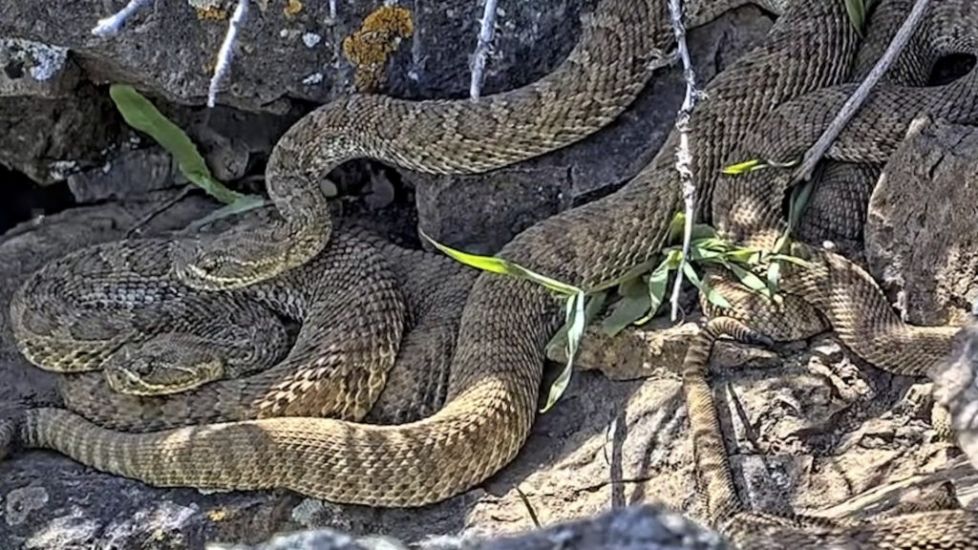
[302,32,322,48]
[302,72,324,85]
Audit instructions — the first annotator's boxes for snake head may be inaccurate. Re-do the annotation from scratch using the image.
[173,224,326,291]
[102,338,226,397]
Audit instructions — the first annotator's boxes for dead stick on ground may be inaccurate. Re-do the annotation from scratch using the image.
[666,0,702,322]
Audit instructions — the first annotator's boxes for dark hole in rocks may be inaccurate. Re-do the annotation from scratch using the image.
[928,53,977,86]
[0,167,76,233]
[327,159,420,247]
[3,60,24,79]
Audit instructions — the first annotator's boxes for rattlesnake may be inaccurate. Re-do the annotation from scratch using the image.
[3,5,978,549]
[682,318,978,548]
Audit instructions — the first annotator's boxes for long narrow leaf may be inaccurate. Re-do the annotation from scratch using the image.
[635,262,671,324]
[421,230,581,296]
[724,261,769,295]
[721,158,766,175]
[600,277,652,336]
[188,194,268,230]
[845,0,868,35]
[683,263,732,309]
[542,290,587,412]
[109,84,243,205]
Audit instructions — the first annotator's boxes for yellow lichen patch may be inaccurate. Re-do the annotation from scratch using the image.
[195,6,229,20]
[207,507,230,522]
[341,6,414,92]
[284,0,303,18]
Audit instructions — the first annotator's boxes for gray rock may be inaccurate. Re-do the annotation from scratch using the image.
[933,318,978,476]
[0,82,122,185]
[865,117,978,325]
[0,1,599,112]
[220,505,726,550]
[67,148,175,203]
[0,38,78,98]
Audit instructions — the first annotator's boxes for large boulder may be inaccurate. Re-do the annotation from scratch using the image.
[866,118,978,326]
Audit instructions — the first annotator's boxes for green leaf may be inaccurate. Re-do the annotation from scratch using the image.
[682,262,732,309]
[775,175,817,253]
[721,158,767,175]
[845,0,868,35]
[421,230,581,296]
[689,246,726,262]
[541,290,587,413]
[663,249,684,270]
[187,194,268,230]
[724,261,768,295]
[635,262,671,324]
[725,247,764,265]
[668,211,686,242]
[766,260,782,294]
[600,276,652,336]
[109,84,243,205]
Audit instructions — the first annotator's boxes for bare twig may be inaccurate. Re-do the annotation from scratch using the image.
[126,186,195,237]
[91,0,152,37]
[207,0,249,108]
[794,0,931,182]
[469,0,499,99]
[666,0,702,322]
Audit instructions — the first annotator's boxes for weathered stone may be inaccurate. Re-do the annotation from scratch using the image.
[219,505,727,550]
[0,38,79,98]
[0,83,122,185]
[67,148,175,203]
[0,1,601,112]
[865,118,978,325]
[411,8,775,253]
[934,318,978,477]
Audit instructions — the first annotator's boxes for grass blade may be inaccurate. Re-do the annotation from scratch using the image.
[600,277,652,336]
[421,230,581,296]
[109,84,243,205]
[542,290,587,412]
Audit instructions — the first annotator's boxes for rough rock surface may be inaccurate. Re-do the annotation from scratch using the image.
[0,0,603,185]
[216,505,727,550]
[866,118,978,326]
[0,39,122,186]
[0,1,601,111]
[933,317,978,493]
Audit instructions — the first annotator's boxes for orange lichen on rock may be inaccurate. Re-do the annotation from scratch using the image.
[341,6,414,92]
[284,0,303,18]
[195,6,229,20]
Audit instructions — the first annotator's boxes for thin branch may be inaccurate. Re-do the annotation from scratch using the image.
[207,0,249,108]
[794,0,931,182]
[666,0,702,322]
[91,0,152,37]
[469,0,499,99]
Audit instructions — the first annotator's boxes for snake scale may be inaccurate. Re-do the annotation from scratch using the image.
[4,0,978,546]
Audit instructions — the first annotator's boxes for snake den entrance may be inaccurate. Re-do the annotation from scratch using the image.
[4,0,978,548]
